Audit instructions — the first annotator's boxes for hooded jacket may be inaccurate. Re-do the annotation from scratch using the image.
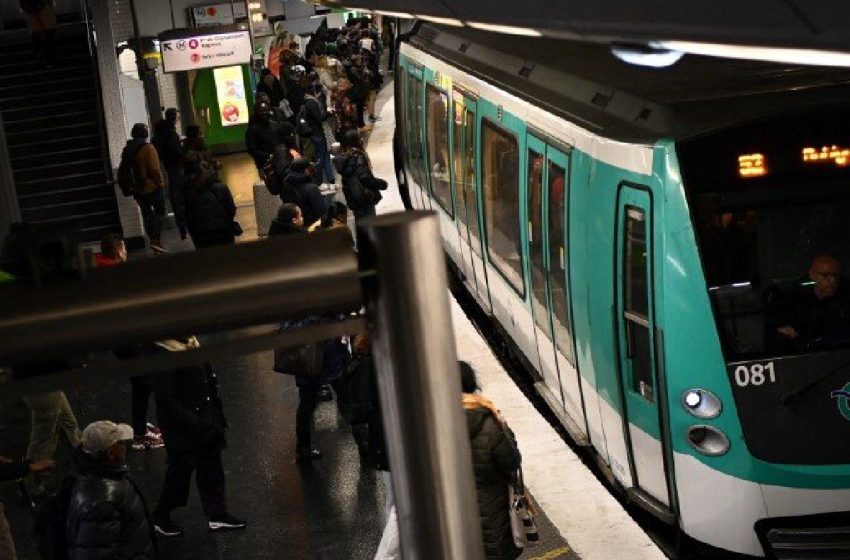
[66,451,156,560]
[184,172,236,237]
[282,170,327,227]
[334,150,386,211]
[465,402,522,560]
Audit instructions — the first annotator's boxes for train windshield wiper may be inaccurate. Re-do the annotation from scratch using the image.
[780,357,850,405]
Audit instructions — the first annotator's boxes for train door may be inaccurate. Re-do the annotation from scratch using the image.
[615,187,670,508]
[411,68,433,211]
[526,135,564,406]
[450,93,476,291]
[405,68,427,210]
[455,92,492,312]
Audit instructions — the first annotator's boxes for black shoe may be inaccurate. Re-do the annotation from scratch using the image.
[318,384,333,402]
[296,447,322,461]
[154,516,184,537]
[208,512,247,531]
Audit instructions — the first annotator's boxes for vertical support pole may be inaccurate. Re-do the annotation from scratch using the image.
[0,110,20,242]
[358,211,484,560]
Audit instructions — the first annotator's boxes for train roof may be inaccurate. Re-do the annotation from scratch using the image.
[408,24,850,142]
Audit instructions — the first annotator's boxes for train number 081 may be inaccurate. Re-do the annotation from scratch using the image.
[734,362,776,387]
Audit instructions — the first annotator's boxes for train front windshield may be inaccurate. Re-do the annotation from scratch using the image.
[679,109,850,362]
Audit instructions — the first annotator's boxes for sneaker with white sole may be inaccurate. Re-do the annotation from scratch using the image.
[131,431,164,450]
[208,512,247,531]
[154,516,183,537]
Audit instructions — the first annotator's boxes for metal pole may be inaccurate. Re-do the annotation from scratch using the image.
[129,0,162,126]
[358,211,485,560]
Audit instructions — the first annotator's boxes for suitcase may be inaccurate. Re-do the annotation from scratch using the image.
[253,180,280,238]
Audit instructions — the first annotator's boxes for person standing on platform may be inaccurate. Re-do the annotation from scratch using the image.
[151,339,246,537]
[183,153,238,249]
[334,129,387,220]
[153,108,186,240]
[461,361,522,560]
[283,158,328,229]
[256,69,286,110]
[123,123,167,253]
[245,94,283,171]
[66,421,156,560]
[20,390,81,499]
[299,80,336,187]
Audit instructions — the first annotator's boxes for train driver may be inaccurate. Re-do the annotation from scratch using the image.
[774,254,850,350]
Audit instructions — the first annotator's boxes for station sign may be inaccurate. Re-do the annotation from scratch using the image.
[191,3,247,28]
[160,27,251,73]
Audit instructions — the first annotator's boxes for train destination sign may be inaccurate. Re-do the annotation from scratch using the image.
[160,30,251,73]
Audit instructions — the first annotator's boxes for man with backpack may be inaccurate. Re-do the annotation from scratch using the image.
[119,123,167,254]
[0,454,54,559]
[65,420,156,559]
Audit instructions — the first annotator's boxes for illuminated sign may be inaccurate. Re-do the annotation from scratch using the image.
[802,146,850,167]
[738,153,767,177]
[213,66,249,127]
[160,31,251,73]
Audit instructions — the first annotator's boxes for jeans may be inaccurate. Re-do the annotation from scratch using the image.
[134,188,166,243]
[131,375,153,437]
[0,503,16,560]
[22,391,81,493]
[310,134,335,185]
[296,385,320,450]
[155,449,227,518]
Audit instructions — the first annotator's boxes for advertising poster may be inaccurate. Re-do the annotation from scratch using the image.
[213,66,249,127]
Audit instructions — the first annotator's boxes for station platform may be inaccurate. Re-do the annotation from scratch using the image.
[0,78,662,560]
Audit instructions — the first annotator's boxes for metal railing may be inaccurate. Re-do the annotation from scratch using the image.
[0,211,484,560]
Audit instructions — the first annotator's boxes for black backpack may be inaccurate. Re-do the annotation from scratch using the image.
[33,474,76,560]
[117,142,145,197]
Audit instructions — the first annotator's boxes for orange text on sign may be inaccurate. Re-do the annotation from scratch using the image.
[802,146,850,167]
[738,153,767,178]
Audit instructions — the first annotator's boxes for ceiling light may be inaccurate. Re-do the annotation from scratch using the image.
[654,40,850,67]
[611,44,685,68]
[419,15,464,27]
[373,10,414,19]
[467,21,542,37]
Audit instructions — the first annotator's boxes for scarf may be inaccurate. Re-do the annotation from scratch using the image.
[462,393,507,428]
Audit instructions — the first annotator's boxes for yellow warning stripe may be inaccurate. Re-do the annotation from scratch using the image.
[525,545,572,560]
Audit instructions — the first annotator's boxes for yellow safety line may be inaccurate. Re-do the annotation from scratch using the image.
[525,545,573,560]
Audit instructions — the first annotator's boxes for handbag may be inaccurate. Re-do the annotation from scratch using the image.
[508,468,540,548]
[273,341,324,378]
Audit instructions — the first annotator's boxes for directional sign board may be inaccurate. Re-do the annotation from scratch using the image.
[160,29,251,73]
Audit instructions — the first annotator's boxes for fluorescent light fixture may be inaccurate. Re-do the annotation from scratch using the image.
[611,44,685,68]
[373,10,414,19]
[467,21,542,37]
[419,14,464,27]
[654,40,850,67]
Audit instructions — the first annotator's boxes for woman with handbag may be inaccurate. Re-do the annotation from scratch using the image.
[461,361,523,560]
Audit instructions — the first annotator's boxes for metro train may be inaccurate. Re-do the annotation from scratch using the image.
[393,23,850,558]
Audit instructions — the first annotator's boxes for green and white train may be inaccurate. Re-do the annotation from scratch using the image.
[394,23,850,558]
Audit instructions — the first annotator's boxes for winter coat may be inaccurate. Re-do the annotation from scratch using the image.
[337,350,389,471]
[466,404,522,560]
[276,318,349,387]
[257,74,286,108]
[184,173,236,239]
[151,351,227,456]
[334,150,386,211]
[282,171,328,227]
[131,142,164,194]
[66,452,156,560]
[152,119,182,171]
[245,115,285,169]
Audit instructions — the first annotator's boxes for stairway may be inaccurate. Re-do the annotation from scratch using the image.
[0,25,122,243]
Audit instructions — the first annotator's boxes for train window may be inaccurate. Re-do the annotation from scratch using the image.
[481,119,523,295]
[408,75,426,188]
[452,101,467,229]
[624,208,653,401]
[527,149,547,332]
[464,106,482,257]
[548,161,573,361]
[426,85,453,216]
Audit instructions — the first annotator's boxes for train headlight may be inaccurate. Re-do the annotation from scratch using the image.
[681,388,722,419]
[687,425,730,456]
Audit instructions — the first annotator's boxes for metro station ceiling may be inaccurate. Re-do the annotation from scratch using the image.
[316,0,850,53]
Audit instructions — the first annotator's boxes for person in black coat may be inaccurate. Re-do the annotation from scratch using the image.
[66,421,156,560]
[150,339,245,536]
[183,155,237,249]
[282,158,328,229]
[334,129,387,220]
[245,94,287,170]
[461,362,522,560]
[152,108,187,239]
[256,68,285,109]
